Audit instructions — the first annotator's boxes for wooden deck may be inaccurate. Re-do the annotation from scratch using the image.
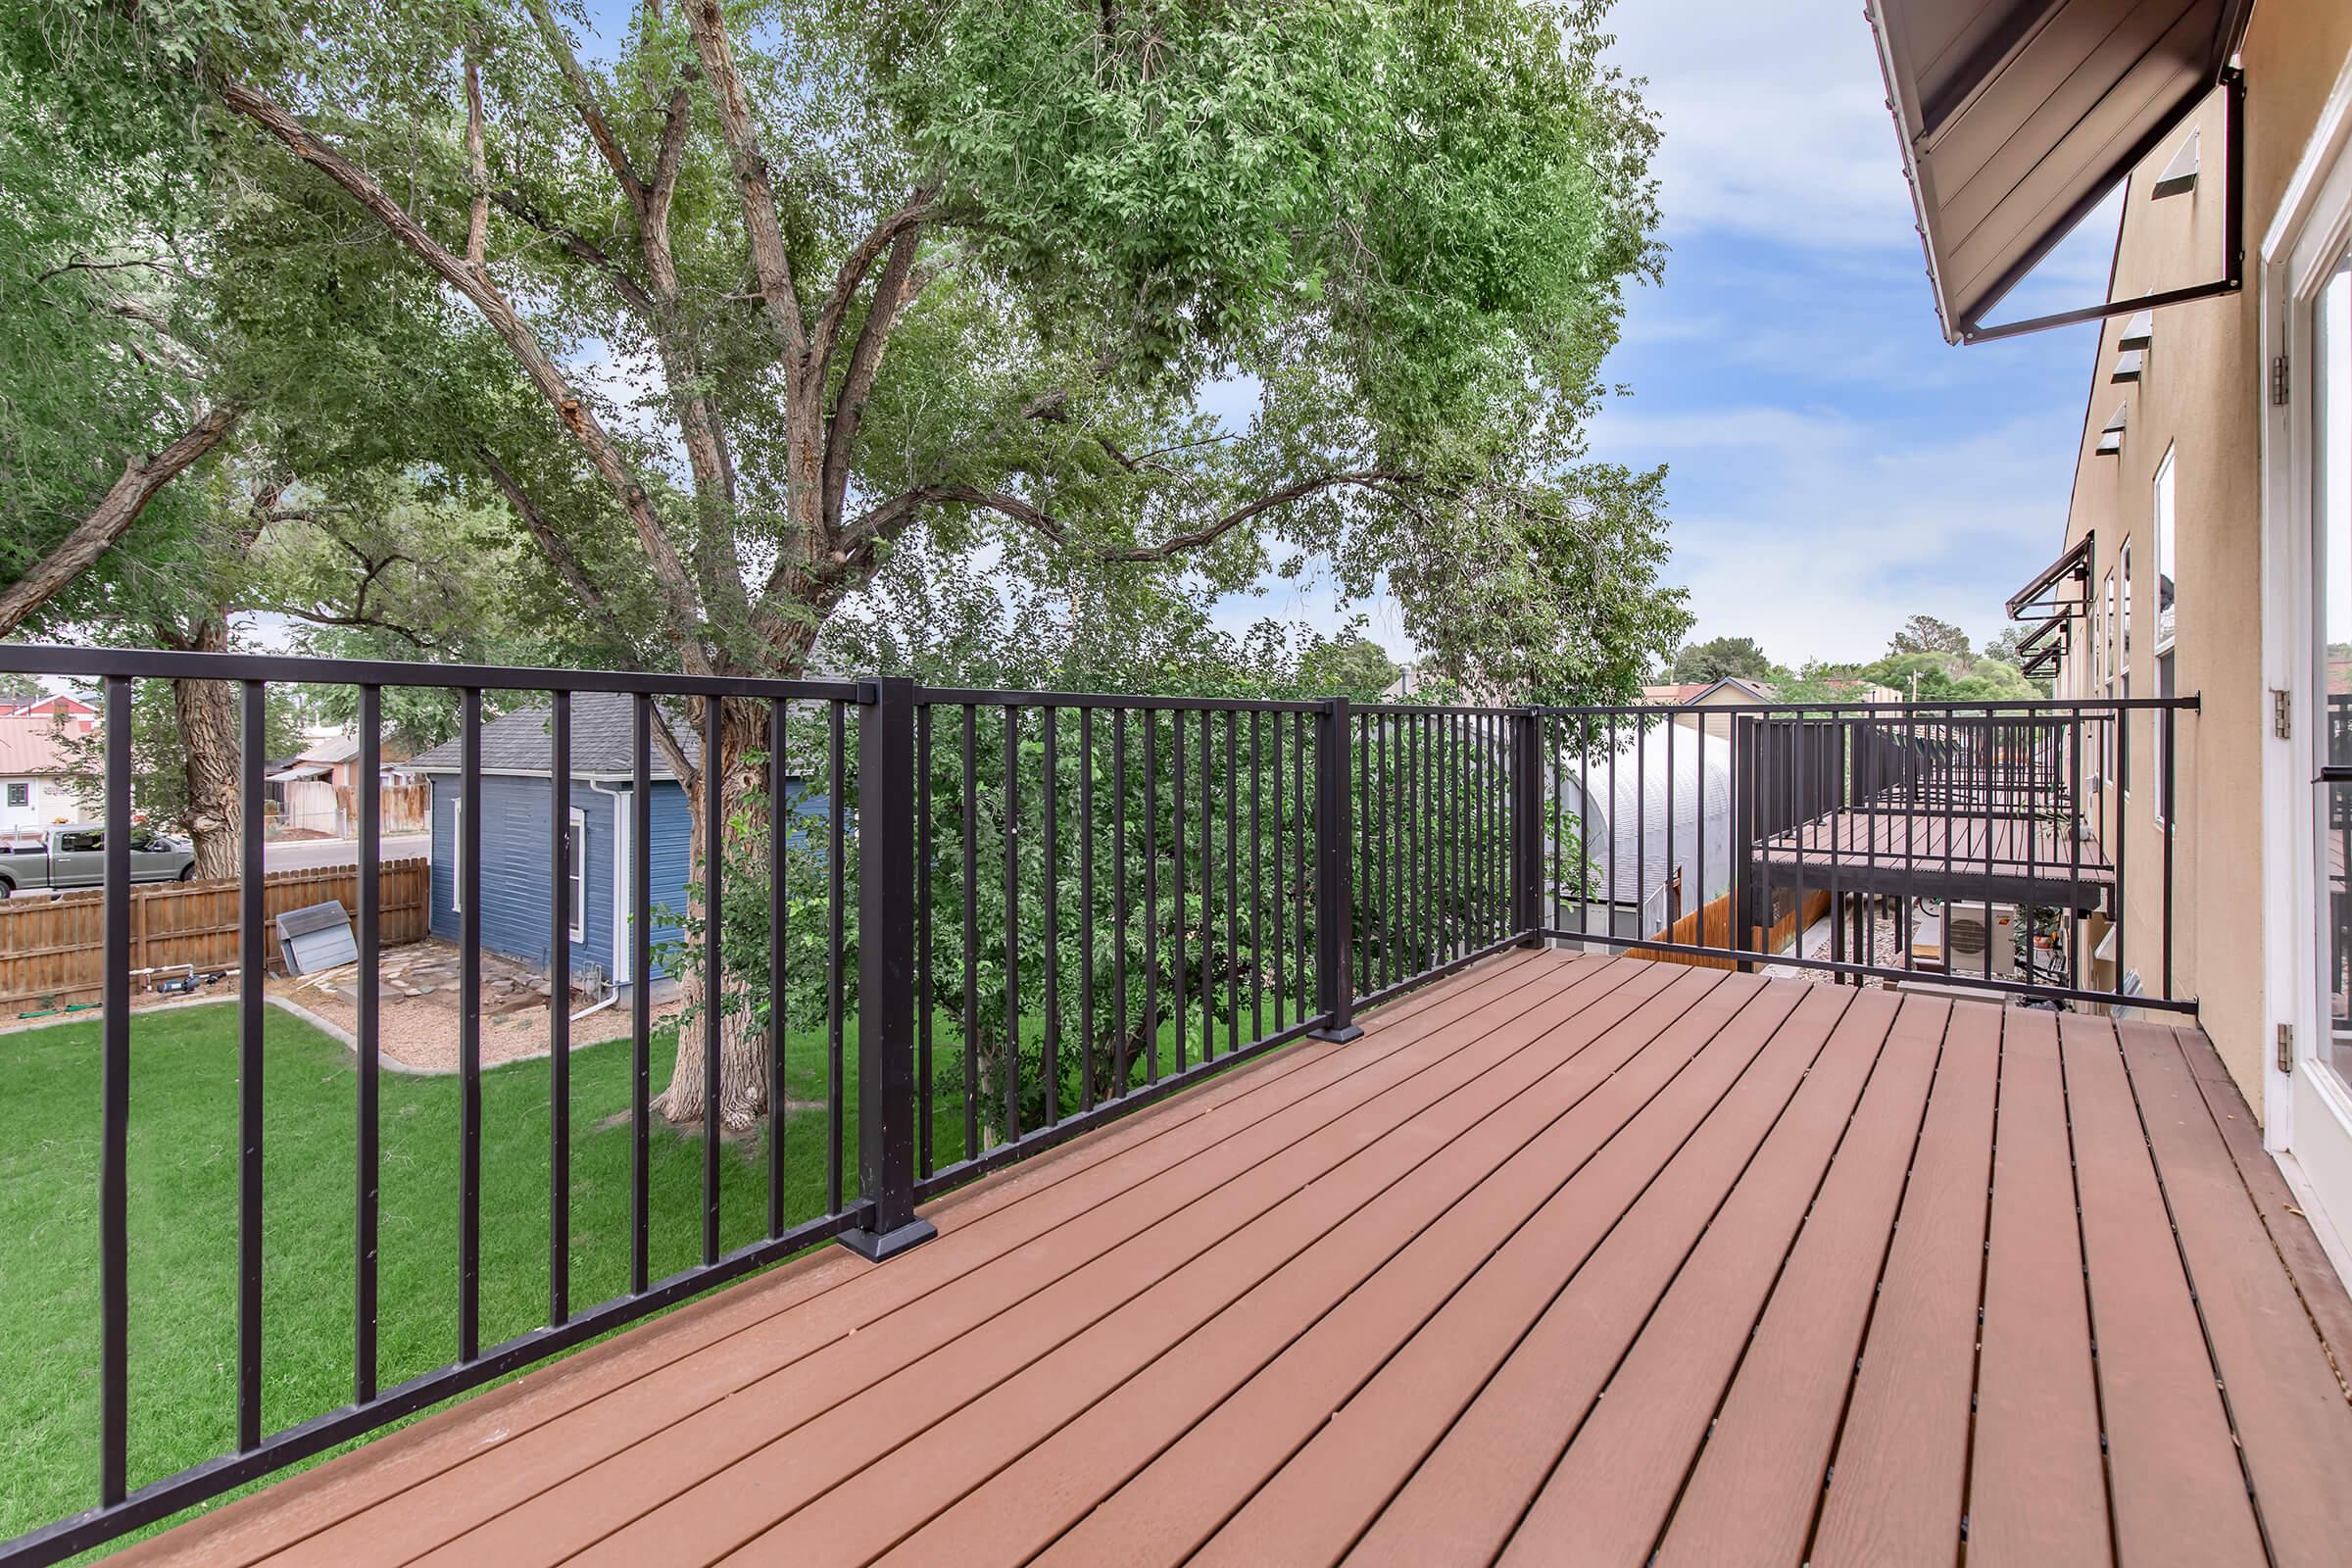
[1756,805,2113,909]
[117,950,2352,1568]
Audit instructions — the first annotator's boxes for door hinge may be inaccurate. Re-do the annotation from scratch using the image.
[2278,1022,2295,1074]
[2273,353,2291,406]
[2274,688,2291,740]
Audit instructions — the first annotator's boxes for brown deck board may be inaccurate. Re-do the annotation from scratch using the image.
[2062,1011,2266,1566]
[1807,993,1999,1568]
[1342,983,1860,1566]
[1502,989,1913,1564]
[112,953,2352,1568]
[614,962,1724,1568]
[2121,1020,2352,1565]
[1650,996,1951,1568]
[1181,976,1808,1568]
[803,968,1752,1567]
[403,955,1658,1568]
[1002,970,1783,1568]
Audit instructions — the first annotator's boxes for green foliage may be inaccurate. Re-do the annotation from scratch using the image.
[1672,635,1776,685]
[1886,614,1973,661]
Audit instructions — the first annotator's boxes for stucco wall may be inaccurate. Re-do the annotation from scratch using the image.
[2056,1,2352,1111]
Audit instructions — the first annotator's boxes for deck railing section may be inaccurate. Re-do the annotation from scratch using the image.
[1534,697,2195,1011]
[0,647,2195,1567]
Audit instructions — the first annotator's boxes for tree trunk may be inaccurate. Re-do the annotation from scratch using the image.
[653,695,774,1133]
[172,622,242,880]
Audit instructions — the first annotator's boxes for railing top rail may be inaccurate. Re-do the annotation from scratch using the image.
[909,685,1324,713]
[0,644,865,702]
[1535,695,2201,716]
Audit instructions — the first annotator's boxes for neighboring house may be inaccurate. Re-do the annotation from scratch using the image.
[268,733,419,835]
[2,693,97,723]
[1642,675,1775,743]
[407,693,821,990]
[1875,2,2352,1260]
[0,712,91,830]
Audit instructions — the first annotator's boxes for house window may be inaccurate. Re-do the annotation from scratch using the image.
[450,799,464,912]
[2154,447,2178,822]
[5,782,25,808]
[2101,565,2119,784]
[566,807,586,943]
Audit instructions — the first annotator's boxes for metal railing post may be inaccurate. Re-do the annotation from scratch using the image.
[1512,707,1544,944]
[1309,696,1363,1042]
[841,675,938,1261]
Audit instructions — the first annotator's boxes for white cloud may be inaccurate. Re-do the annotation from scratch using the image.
[1596,400,2076,663]
[1601,0,1916,250]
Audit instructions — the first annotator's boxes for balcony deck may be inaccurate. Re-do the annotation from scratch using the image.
[116,949,2352,1568]
[1755,804,2113,910]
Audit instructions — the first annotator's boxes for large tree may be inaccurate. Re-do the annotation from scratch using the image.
[1673,634,1775,685]
[49,0,1684,1128]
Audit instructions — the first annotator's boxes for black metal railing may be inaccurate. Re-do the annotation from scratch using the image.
[0,647,2195,1565]
[1533,697,2194,1011]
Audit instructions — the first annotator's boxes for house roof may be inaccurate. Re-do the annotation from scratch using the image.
[409,691,698,781]
[0,714,81,777]
[1864,0,2249,341]
[298,734,363,765]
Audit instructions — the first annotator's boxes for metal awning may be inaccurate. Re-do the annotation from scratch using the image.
[2016,613,2070,678]
[2006,533,2094,621]
[1864,0,2250,344]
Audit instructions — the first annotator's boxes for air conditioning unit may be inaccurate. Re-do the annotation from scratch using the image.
[1944,903,2019,980]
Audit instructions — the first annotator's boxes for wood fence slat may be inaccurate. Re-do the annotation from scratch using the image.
[0,858,427,1010]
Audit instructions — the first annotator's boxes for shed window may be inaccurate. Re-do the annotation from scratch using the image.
[450,799,464,912]
[5,782,25,808]
[566,807,586,943]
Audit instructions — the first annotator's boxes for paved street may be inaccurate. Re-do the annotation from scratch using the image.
[267,832,430,871]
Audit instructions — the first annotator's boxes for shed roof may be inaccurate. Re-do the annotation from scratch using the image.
[408,691,697,780]
[0,715,79,777]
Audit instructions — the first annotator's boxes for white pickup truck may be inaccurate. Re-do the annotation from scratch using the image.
[0,823,197,894]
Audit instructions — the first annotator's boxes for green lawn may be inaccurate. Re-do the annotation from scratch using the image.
[0,1003,884,1552]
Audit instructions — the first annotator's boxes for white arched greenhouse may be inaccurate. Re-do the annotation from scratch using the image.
[1552,714,1736,943]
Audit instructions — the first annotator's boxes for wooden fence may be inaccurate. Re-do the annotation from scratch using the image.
[1637,886,1835,972]
[0,858,429,1012]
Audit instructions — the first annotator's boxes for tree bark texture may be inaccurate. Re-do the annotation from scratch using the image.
[172,622,243,881]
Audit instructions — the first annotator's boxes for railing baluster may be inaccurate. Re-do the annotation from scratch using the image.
[961,705,980,1148]
[1201,710,1215,1059]
[99,674,131,1505]
[773,699,794,1224]
[459,688,482,1363]
[1270,711,1284,1032]
[1249,710,1263,1043]
[238,678,267,1445]
[1079,708,1096,1114]
[356,686,381,1403]
[630,694,652,1295]
[1310,697,1360,1042]
[701,698,723,1265]
[1146,710,1161,1084]
[1113,709,1132,1089]
[1225,710,1240,1052]
[2163,703,2177,999]
[828,701,847,1210]
[1172,709,1186,1073]
[1004,706,1021,1140]
[1043,708,1060,1125]
[549,689,571,1325]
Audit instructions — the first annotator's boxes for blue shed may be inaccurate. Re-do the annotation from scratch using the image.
[409,693,814,993]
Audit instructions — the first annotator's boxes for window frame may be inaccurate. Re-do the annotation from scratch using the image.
[450,798,464,912]
[4,781,26,808]
[566,805,587,944]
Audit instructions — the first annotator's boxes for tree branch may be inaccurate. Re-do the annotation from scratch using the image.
[211,70,713,669]
[0,404,242,639]
[475,445,642,659]
[463,33,490,275]
[521,0,647,214]
[682,0,807,365]
[810,186,938,379]
[902,470,1415,563]
[817,220,927,532]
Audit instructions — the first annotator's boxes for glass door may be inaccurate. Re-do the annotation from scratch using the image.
[2319,250,2352,1089]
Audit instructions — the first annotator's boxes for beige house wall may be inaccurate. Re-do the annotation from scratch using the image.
[2054,0,2352,1112]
